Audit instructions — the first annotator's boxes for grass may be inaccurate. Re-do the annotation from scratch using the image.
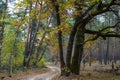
[80,71,120,80]
[56,61,120,80]
[57,71,120,80]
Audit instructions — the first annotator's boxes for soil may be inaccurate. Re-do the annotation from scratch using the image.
[2,65,60,80]
[0,67,49,80]
[1,62,120,80]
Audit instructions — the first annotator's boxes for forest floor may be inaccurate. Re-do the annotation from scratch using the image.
[22,65,60,80]
[0,64,60,80]
[0,67,49,80]
[58,61,120,80]
[0,62,120,80]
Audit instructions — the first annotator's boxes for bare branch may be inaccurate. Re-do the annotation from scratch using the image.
[85,21,120,34]
[85,29,120,39]
[83,35,99,45]
[109,8,119,17]
[100,21,120,31]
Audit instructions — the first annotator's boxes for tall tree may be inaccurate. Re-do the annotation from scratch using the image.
[65,0,120,75]
[0,0,8,66]
[51,0,65,75]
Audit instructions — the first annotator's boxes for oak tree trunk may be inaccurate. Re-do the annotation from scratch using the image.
[71,26,85,74]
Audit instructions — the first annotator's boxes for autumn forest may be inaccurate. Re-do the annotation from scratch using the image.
[0,0,120,80]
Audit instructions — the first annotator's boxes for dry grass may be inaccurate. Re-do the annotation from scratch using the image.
[56,71,120,80]
[80,71,120,80]
[56,61,120,80]
[0,62,120,80]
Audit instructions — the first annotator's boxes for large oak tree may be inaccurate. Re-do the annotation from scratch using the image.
[49,0,120,75]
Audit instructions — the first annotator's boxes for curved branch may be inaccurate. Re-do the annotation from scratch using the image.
[85,29,120,39]
[83,35,99,45]
[85,21,120,34]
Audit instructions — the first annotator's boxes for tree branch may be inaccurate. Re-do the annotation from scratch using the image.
[87,21,120,32]
[85,29,120,39]
[85,0,120,21]
[83,35,99,45]
[113,1,120,6]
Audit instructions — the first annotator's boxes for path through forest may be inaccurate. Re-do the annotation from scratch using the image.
[24,65,60,80]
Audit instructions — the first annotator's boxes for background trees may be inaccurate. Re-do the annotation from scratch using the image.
[0,0,120,77]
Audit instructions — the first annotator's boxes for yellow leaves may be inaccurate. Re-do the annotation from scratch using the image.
[30,9,38,19]
[65,3,74,9]
[46,22,71,53]
[46,0,53,7]
[60,10,67,19]
[12,19,25,28]
[12,20,20,26]
[84,35,98,54]
[46,30,59,53]
[47,22,71,40]
[64,1,74,9]
[102,28,110,33]
[88,0,100,6]
[84,38,95,49]
[52,44,59,53]
[59,22,72,35]
[61,14,66,19]
[38,13,41,20]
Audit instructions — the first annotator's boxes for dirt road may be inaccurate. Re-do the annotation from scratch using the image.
[23,65,60,80]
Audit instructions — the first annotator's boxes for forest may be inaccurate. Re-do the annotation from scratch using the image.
[0,0,120,80]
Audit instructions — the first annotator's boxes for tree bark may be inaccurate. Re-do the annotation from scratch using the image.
[89,48,92,66]
[104,38,109,64]
[52,0,65,75]
[66,17,80,69]
[71,26,85,74]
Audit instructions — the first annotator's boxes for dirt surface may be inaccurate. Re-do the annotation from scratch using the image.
[1,65,60,80]
[1,62,120,80]
[2,68,49,80]
[25,65,60,80]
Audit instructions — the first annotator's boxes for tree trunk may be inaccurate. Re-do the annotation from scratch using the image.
[23,3,32,68]
[27,19,39,66]
[98,39,103,64]
[23,17,31,67]
[104,37,109,64]
[71,26,85,74]
[34,32,46,65]
[89,48,92,66]
[66,17,80,69]
[58,30,65,75]
[52,0,65,75]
